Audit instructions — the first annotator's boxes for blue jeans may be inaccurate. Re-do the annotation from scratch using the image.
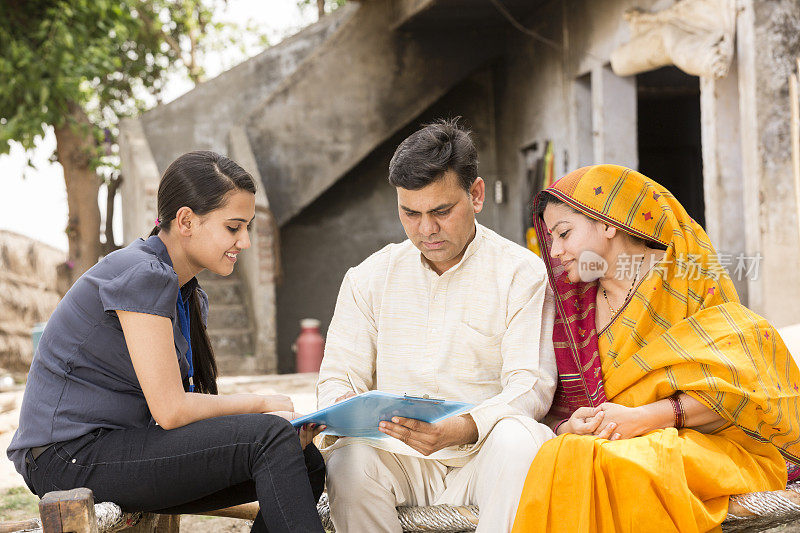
[25,414,325,533]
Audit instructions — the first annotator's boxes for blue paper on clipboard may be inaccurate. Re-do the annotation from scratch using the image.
[290,391,473,439]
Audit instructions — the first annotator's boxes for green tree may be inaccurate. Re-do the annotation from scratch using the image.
[297,0,347,20]
[0,0,266,283]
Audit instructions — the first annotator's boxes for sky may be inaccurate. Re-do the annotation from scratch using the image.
[0,0,318,251]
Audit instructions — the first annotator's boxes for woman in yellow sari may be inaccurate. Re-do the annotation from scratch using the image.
[512,164,800,533]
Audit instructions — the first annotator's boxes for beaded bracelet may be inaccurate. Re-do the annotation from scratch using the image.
[668,394,686,429]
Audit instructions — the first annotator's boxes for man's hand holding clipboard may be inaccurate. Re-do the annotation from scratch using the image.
[290,390,474,452]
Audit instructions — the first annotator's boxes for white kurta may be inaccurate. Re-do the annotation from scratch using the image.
[317,222,558,462]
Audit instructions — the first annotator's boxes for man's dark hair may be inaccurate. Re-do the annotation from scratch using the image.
[388,118,478,191]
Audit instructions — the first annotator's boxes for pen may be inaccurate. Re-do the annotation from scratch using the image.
[345,369,364,395]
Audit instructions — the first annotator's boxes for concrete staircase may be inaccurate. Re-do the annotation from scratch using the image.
[197,270,261,376]
[244,0,504,226]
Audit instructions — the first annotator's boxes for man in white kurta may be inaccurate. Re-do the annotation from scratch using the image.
[317,119,557,532]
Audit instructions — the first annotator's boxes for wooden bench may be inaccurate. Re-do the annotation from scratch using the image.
[4,483,800,532]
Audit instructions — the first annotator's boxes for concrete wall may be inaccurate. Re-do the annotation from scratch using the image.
[275,68,500,372]
[276,139,404,373]
[701,61,748,300]
[138,5,353,175]
[0,231,65,372]
[492,0,571,243]
[119,118,160,244]
[492,0,661,243]
[737,0,800,325]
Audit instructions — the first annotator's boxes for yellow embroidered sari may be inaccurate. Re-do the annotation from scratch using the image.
[512,165,799,533]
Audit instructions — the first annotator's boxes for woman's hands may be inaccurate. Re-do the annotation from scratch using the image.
[264,395,322,450]
[561,402,665,441]
[591,402,656,440]
[298,423,325,448]
[560,406,606,436]
[270,410,326,449]
[562,395,725,441]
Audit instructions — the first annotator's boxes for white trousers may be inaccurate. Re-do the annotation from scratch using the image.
[325,418,554,533]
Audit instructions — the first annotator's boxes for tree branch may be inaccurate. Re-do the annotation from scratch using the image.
[102,174,124,256]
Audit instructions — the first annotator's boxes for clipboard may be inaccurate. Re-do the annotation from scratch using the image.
[290,390,473,439]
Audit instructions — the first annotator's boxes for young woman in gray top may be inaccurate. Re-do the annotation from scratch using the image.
[7,151,326,533]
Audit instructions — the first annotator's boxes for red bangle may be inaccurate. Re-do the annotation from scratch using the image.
[669,394,685,429]
[675,394,686,428]
[554,418,569,435]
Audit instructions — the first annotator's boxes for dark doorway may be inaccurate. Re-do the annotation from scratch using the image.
[637,67,704,226]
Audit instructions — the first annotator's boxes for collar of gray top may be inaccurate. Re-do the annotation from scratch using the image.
[142,235,199,301]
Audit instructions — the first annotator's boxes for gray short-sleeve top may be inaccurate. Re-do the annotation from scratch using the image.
[7,235,208,480]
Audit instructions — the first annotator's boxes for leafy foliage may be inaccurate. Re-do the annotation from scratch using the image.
[1,1,164,158]
[0,0,269,168]
[0,0,268,255]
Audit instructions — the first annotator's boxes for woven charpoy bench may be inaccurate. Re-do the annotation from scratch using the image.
[3,484,800,533]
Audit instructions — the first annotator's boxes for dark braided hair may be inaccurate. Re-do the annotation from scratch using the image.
[148,151,256,394]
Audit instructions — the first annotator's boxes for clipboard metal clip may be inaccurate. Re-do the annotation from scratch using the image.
[403,393,445,403]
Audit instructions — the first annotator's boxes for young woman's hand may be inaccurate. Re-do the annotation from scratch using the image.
[593,402,653,440]
[561,406,605,435]
[299,423,326,449]
[270,411,325,449]
[259,394,294,414]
